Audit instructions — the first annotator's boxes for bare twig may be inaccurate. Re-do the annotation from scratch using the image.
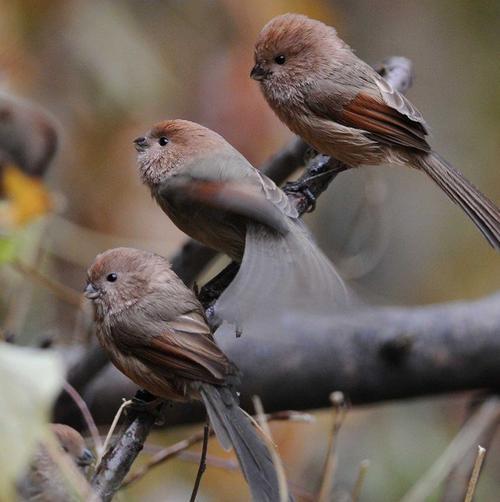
[9,259,83,307]
[98,399,132,464]
[122,409,311,488]
[401,397,500,502]
[351,459,370,502]
[441,395,500,502]
[189,423,209,502]
[63,380,102,452]
[317,392,348,502]
[464,446,486,502]
[122,428,211,488]
[252,395,289,502]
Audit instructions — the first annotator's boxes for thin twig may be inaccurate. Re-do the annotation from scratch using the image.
[351,459,370,502]
[464,446,486,502]
[253,395,289,502]
[122,428,211,487]
[401,398,500,502]
[10,259,83,307]
[63,380,102,452]
[441,395,499,502]
[98,399,132,464]
[122,409,312,488]
[189,423,209,502]
[317,391,348,502]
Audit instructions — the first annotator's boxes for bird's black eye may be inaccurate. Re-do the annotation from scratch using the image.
[106,273,117,283]
[62,446,69,453]
[158,136,169,146]
[274,55,286,65]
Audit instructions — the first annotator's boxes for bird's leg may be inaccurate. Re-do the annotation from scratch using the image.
[284,154,348,213]
[128,389,164,417]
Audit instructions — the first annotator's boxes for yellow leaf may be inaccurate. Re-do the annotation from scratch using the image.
[3,164,53,226]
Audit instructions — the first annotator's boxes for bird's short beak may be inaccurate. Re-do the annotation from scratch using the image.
[250,63,268,81]
[84,282,100,300]
[133,136,149,152]
[77,448,94,467]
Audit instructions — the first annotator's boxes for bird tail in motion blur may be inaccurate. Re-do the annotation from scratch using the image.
[199,384,284,502]
[415,152,500,249]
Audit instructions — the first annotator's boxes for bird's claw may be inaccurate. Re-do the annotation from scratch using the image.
[126,390,164,418]
[284,181,317,212]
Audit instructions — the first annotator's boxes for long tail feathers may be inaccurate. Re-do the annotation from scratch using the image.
[417,152,500,249]
[200,384,286,502]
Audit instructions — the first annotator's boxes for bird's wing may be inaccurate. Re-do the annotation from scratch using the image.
[159,152,297,234]
[117,309,231,384]
[307,78,431,153]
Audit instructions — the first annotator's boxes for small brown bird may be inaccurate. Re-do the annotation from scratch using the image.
[134,119,348,333]
[0,91,58,178]
[17,423,93,502]
[85,247,282,501]
[251,13,500,249]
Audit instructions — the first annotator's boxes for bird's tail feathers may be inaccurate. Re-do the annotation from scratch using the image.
[416,152,500,249]
[199,384,285,502]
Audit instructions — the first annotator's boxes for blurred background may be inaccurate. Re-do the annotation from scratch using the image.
[0,0,498,500]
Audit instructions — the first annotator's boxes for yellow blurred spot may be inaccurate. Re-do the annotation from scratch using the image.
[2,164,52,226]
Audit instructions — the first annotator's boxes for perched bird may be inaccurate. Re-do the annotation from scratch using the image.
[17,423,93,502]
[134,119,349,333]
[251,13,500,249]
[85,247,283,502]
[0,91,58,178]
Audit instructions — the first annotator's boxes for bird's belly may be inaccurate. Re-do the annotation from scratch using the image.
[158,197,246,261]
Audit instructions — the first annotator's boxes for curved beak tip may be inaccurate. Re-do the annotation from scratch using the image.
[133,136,148,152]
[84,283,100,300]
[250,64,266,81]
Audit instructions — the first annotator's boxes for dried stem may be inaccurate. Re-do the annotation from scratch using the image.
[252,395,289,502]
[10,259,82,307]
[441,394,499,502]
[317,392,348,502]
[401,397,500,502]
[122,409,311,489]
[63,381,102,452]
[351,459,370,502]
[98,399,132,464]
[464,446,486,502]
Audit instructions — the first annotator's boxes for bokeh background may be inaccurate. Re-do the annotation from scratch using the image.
[1,0,499,500]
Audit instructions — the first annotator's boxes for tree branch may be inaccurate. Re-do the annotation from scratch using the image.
[91,409,156,502]
[82,291,500,425]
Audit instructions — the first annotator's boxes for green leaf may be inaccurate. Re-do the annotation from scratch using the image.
[0,235,18,264]
[0,343,64,500]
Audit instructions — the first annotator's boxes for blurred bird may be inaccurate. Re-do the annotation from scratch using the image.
[85,247,284,502]
[0,92,58,225]
[251,13,500,249]
[17,423,93,502]
[0,91,58,179]
[134,119,349,333]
